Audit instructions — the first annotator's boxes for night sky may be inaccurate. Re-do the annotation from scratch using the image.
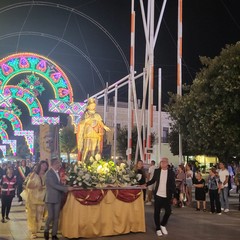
[0,0,239,128]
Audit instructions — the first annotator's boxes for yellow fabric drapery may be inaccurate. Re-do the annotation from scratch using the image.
[26,173,46,234]
[60,190,146,238]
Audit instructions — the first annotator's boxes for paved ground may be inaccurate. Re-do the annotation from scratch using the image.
[0,191,240,240]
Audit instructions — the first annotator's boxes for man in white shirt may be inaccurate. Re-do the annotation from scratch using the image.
[146,157,177,237]
[218,162,230,212]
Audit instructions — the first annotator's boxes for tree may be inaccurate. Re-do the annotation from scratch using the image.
[59,125,77,164]
[17,139,30,159]
[166,42,240,162]
[117,125,156,161]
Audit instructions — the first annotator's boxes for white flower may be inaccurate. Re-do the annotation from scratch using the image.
[78,171,84,177]
[123,175,130,181]
[136,174,142,181]
[83,180,92,186]
[95,154,101,161]
[97,165,103,174]
[120,163,126,169]
[85,173,91,180]
[74,165,78,173]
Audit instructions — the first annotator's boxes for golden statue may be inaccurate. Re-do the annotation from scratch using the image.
[77,98,110,161]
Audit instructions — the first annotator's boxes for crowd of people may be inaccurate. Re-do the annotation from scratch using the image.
[134,158,240,237]
[0,157,240,239]
[0,158,73,240]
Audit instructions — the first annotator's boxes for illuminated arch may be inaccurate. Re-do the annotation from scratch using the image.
[3,86,43,116]
[0,110,23,131]
[0,128,9,140]
[0,52,73,102]
[0,145,6,157]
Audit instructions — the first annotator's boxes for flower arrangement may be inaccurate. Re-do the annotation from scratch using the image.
[66,154,138,188]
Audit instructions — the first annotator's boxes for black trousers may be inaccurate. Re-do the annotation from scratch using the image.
[1,195,14,219]
[154,195,172,230]
[17,183,23,202]
[209,189,221,213]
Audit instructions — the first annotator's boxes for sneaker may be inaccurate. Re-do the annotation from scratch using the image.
[160,225,168,235]
[156,230,163,237]
[145,202,152,206]
[217,213,222,215]
[221,208,224,211]
[224,209,229,213]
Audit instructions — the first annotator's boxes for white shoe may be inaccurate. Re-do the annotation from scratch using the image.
[145,202,152,206]
[217,213,222,215]
[156,230,163,237]
[160,225,168,235]
[18,201,23,206]
[224,209,229,213]
[31,233,37,239]
[221,208,224,211]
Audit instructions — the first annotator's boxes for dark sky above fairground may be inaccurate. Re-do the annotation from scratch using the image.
[0,0,240,127]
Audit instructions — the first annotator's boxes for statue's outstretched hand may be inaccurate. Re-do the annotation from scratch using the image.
[104,126,111,132]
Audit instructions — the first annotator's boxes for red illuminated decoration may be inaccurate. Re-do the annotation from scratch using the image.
[32,108,40,114]
[36,60,47,72]
[16,89,24,98]
[1,64,13,76]
[50,72,61,83]
[58,88,69,98]
[19,57,30,68]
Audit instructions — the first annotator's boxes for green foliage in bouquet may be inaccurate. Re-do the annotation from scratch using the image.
[66,154,138,188]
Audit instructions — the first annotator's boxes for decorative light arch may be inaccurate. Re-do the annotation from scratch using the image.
[0,128,9,140]
[0,110,23,131]
[14,130,34,155]
[0,52,73,102]
[3,86,43,116]
[0,145,6,157]
[2,139,17,156]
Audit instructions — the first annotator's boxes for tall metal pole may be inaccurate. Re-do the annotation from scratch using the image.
[127,0,135,163]
[177,0,183,164]
[104,82,108,123]
[158,68,162,160]
[113,86,118,163]
[147,0,155,162]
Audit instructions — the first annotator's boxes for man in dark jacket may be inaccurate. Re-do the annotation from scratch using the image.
[44,158,73,240]
[146,157,177,237]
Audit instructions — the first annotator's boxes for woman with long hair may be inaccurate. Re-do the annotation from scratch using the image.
[185,163,193,206]
[26,160,49,239]
[207,167,221,214]
[175,164,186,207]
[135,160,146,201]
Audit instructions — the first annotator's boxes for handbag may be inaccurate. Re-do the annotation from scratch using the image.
[20,189,28,201]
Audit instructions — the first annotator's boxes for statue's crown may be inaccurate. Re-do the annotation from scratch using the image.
[87,98,96,105]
